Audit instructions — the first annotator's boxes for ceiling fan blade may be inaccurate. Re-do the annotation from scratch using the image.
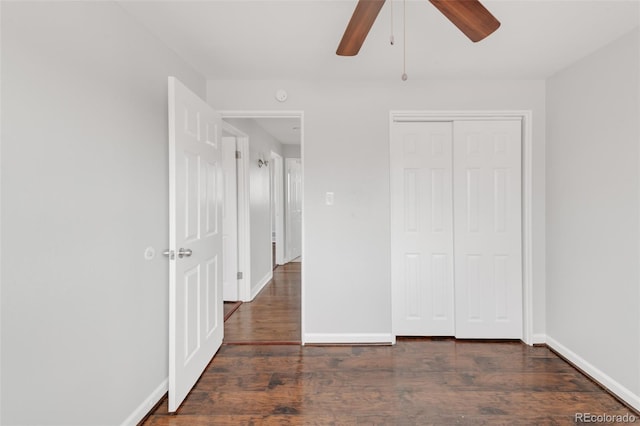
[337,0,386,56]
[429,0,500,42]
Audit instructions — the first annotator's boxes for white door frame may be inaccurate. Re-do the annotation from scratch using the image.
[270,151,285,266]
[390,110,534,346]
[221,111,304,341]
[222,121,251,302]
[221,136,239,301]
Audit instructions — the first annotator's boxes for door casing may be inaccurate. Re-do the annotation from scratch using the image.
[389,110,534,345]
[221,136,239,301]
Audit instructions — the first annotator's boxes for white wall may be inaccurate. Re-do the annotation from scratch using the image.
[546,28,640,405]
[283,144,301,159]
[208,79,547,341]
[224,119,283,297]
[1,2,206,425]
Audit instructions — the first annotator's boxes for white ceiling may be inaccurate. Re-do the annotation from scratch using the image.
[119,0,639,81]
[252,117,301,145]
[118,0,638,146]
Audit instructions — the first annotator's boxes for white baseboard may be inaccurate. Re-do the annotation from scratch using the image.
[303,333,394,345]
[532,333,546,345]
[250,271,273,301]
[546,335,640,412]
[120,378,167,426]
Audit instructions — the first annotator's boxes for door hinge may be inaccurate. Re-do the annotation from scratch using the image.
[235,151,242,159]
[237,271,243,279]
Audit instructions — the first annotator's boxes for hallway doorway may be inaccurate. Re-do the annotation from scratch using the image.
[221,111,304,344]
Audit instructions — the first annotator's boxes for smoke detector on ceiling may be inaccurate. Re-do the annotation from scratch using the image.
[275,89,288,102]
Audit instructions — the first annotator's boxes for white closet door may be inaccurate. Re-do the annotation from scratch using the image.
[391,122,455,336]
[453,120,522,339]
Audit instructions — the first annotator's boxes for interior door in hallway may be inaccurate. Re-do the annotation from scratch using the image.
[271,152,284,266]
[168,77,224,411]
[222,136,239,301]
[286,158,302,262]
[453,120,522,339]
[390,121,455,336]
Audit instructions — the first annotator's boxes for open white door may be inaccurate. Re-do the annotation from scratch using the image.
[453,120,522,339]
[222,136,238,301]
[271,152,284,266]
[285,158,302,261]
[167,77,223,412]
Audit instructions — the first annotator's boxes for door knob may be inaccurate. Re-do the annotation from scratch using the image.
[178,248,193,258]
[162,249,175,260]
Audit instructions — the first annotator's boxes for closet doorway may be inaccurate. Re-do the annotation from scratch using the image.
[389,111,534,343]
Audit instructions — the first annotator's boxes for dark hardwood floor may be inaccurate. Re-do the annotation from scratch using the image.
[223,262,301,344]
[142,263,635,425]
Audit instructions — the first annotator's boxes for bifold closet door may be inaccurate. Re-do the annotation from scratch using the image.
[453,120,522,339]
[391,122,455,336]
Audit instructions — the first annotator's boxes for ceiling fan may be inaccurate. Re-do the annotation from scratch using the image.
[337,0,501,56]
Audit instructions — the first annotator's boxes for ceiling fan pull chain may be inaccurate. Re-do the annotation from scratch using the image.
[390,0,395,45]
[402,0,408,81]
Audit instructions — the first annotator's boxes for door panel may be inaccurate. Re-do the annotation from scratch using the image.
[391,122,455,336]
[271,154,285,265]
[286,158,302,261]
[453,120,522,339]
[168,77,223,412]
[205,257,219,334]
[222,137,239,301]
